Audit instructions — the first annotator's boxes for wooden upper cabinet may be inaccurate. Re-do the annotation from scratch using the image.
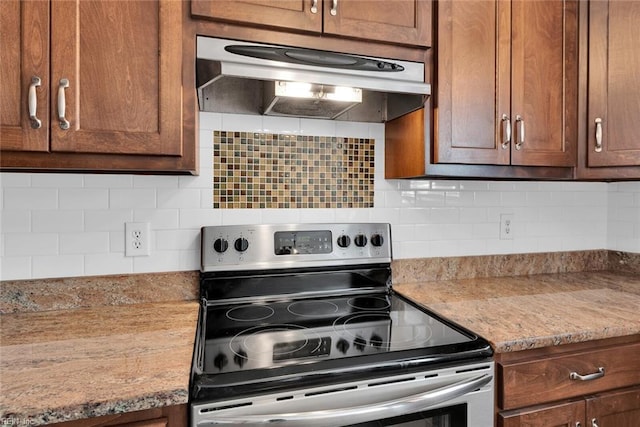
[49,0,182,156]
[191,0,323,33]
[0,0,50,152]
[191,0,431,47]
[0,0,195,173]
[435,0,577,167]
[323,0,431,47]
[587,0,640,168]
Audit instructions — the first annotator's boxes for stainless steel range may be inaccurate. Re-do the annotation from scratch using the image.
[190,223,494,426]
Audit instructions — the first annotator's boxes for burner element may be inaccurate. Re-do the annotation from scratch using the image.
[226,305,275,322]
[287,300,340,317]
[347,296,391,310]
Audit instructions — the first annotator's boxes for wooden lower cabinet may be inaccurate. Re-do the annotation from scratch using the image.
[48,404,187,427]
[496,337,640,427]
[499,386,640,427]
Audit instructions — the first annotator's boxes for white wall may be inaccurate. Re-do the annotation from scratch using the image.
[0,112,637,281]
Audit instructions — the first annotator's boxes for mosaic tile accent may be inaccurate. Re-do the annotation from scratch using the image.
[213,131,375,209]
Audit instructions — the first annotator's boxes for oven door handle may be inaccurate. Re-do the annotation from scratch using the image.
[200,373,492,426]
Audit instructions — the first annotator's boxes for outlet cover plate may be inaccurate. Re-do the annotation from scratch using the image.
[125,222,150,257]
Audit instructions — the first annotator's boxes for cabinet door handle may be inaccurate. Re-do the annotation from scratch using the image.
[57,78,70,130]
[591,418,599,427]
[331,0,338,16]
[310,0,318,13]
[515,115,524,150]
[594,118,603,152]
[501,114,511,149]
[28,76,42,129]
[570,367,604,381]
[576,423,581,427]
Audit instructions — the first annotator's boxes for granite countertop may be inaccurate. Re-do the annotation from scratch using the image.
[394,270,640,353]
[1,253,638,426]
[0,300,199,425]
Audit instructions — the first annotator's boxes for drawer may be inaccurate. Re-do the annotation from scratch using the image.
[498,342,640,410]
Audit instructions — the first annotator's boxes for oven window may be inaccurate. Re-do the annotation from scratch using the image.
[346,403,466,427]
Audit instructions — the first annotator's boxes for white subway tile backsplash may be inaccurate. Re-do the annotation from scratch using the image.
[4,188,57,210]
[83,174,133,188]
[85,210,132,232]
[59,232,109,254]
[32,174,83,188]
[32,255,84,279]
[110,189,156,209]
[134,209,180,230]
[2,210,31,233]
[32,211,83,233]
[0,256,31,280]
[85,253,133,276]
[4,233,58,256]
[1,111,639,280]
[59,189,108,210]
[157,188,201,209]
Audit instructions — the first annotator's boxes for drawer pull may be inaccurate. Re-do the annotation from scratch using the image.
[569,367,604,381]
[591,419,599,427]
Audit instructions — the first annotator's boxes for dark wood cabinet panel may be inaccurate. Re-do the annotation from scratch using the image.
[435,0,508,165]
[510,0,577,167]
[0,0,196,173]
[191,0,431,47]
[582,0,640,175]
[499,400,585,427]
[497,337,640,427]
[49,404,187,427]
[587,386,640,427]
[49,0,182,157]
[0,0,50,152]
[435,0,576,168]
[323,0,431,47]
[191,0,322,33]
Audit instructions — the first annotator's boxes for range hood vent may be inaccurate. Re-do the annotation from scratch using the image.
[196,37,430,123]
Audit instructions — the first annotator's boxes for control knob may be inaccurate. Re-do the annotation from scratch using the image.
[370,234,384,247]
[213,238,229,253]
[336,338,350,354]
[354,234,367,247]
[213,353,228,370]
[234,237,249,252]
[354,336,367,352]
[370,334,383,349]
[337,235,351,248]
[234,349,248,368]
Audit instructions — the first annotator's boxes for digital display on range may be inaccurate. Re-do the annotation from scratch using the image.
[274,230,332,255]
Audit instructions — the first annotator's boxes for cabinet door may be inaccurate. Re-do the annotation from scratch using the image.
[587,0,640,167]
[587,387,640,427]
[323,0,431,47]
[499,400,585,427]
[191,0,322,33]
[435,0,510,165]
[49,0,182,156]
[510,0,577,166]
[0,0,49,152]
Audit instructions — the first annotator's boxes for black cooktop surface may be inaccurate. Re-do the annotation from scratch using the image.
[192,291,492,401]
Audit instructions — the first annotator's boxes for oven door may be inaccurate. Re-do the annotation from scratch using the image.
[192,361,493,427]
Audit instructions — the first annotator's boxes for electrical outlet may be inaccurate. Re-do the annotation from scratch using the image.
[125,222,150,256]
[500,214,514,240]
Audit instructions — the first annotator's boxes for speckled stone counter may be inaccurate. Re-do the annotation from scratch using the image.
[394,271,640,353]
[0,301,199,425]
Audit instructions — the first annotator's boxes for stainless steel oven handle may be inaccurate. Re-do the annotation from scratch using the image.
[200,373,491,425]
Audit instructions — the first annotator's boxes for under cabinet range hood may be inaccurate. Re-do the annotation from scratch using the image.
[196,37,430,122]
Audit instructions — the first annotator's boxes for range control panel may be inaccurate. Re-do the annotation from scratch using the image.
[201,223,392,272]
